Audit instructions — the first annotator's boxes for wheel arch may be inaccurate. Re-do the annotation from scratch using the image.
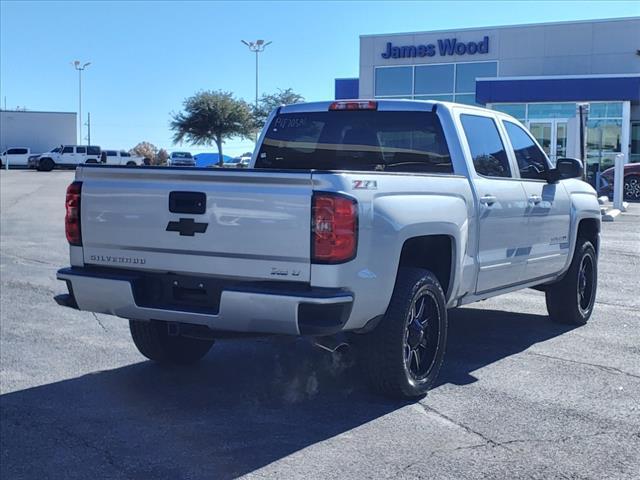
[397,234,456,301]
[577,217,600,255]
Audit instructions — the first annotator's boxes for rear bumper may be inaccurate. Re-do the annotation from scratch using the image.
[56,267,353,336]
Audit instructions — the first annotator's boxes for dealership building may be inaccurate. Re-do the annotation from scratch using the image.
[336,17,640,184]
[0,110,77,155]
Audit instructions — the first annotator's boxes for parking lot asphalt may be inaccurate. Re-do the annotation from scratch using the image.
[1,169,639,480]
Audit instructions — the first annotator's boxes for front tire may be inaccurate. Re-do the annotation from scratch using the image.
[545,238,597,325]
[129,320,214,365]
[358,268,448,399]
[38,158,55,172]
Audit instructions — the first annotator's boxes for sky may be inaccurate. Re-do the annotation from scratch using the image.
[1,1,639,156]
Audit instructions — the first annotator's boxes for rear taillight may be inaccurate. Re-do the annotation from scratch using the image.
[65,181,82,246]
[329,100,377,111]
[312,193,358,264]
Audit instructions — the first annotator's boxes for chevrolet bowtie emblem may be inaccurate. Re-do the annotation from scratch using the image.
[166,218,208,236]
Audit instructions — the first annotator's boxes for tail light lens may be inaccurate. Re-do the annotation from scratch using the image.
[312,193,358,264]
[65,181,82,246]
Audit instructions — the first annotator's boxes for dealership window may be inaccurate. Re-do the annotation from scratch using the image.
[454,62,497,99]
[527,103,576,119]
[375,67,412,96]
[492,104,526,121]
[586,104,624,172]
[414,64,454,95]
[374,61,497,104]
[631,122,640,163]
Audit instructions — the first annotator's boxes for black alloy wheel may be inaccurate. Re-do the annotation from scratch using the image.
[404,289,441,382]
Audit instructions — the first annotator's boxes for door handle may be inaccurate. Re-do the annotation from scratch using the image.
[480,194,497,206]
[529,194,542,204]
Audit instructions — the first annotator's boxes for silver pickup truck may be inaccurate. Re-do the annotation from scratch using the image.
[56,100,601,398]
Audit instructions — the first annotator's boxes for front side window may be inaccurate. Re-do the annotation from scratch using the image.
[62,146,74,154]
[503,121,549,180]
[256,110,452,173]
[460,114,511,178]
[121,151,130,157]
[87,146,100,155]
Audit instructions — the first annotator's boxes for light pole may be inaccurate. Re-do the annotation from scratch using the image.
[72,60,91,145]
[241,40,272,109]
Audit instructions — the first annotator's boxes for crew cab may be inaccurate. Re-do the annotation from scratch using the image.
[55,100,601,398]
[36,145,101,171]
[100,150,145,166]
[0,147,32,168]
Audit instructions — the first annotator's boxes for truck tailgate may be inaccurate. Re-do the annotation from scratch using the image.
[77,167,312,282]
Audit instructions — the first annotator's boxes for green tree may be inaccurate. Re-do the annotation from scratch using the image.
[252,88,305,130]
[170,90,254,167]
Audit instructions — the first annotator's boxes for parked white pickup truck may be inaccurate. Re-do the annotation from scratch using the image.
[100,150,145,166]
[56,100,601,398]
[36,145,101,171]
[0,147,32,168]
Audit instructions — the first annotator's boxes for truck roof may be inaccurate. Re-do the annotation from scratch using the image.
[278,99,497,115]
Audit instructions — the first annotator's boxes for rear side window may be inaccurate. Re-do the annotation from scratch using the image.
[460,114,511,178]
[7,148,28,154]
[76,146,86,154]
[503,121,549,180]
[256,111,452,173]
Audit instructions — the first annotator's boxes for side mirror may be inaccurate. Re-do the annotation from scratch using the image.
[547,157,583,183]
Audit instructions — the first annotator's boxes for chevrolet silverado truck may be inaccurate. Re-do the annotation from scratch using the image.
[55,100,601,398]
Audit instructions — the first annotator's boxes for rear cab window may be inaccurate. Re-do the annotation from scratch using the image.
[460,114,512,178]
[7,148,28,155]
[255,110,452,173]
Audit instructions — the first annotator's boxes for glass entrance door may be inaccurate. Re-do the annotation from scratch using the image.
[528,119,568,165]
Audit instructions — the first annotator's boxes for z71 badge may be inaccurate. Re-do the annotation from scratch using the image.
[352,180,378,190]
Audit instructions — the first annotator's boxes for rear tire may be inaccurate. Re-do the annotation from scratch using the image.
[545,238,597,325]
[357,268,448,399]
[126,161,136,167]
[129,320,214,365]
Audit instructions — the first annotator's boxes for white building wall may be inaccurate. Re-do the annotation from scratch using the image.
[0,110,77,154]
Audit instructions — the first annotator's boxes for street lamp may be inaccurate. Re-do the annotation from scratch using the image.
[241,40,272,109]
[72,60,91,145]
